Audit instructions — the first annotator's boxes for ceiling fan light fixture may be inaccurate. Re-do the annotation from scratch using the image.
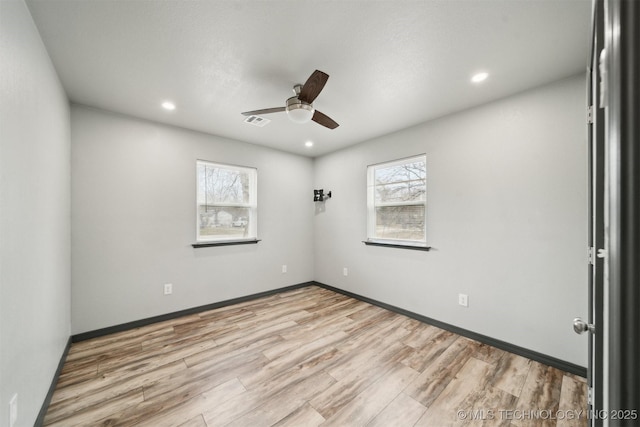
[241,70,337,129]
[286,97,314,123]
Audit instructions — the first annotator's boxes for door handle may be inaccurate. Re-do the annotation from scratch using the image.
[573,317,595,334]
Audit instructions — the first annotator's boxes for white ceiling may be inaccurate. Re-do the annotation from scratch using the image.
[26,0,592,157]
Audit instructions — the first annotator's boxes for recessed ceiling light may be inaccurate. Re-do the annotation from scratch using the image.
[305,141,314,148]
[161,101,176,111]
[471,72,489,83]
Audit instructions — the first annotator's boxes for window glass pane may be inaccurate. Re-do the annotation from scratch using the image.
[374,160,426,185]
[375,180,425,203]
[198,206,251,239]
[197,164,251,205]
[374,205,425,241]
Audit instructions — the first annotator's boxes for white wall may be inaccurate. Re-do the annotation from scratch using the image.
[70,105,314,334]
[314,75,588,366]
[0,1,71,426]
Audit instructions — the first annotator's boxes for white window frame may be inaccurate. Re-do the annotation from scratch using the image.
[366,154,427,247]
[196,160,257,243]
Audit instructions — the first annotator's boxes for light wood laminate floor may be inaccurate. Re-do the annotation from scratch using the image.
[45,285,587,426]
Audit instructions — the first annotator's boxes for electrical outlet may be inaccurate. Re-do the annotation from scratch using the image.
[282,265,287,273]
[9,394,17,427]
[458,293,469,307]
[343,267,348,276]
[163,283,173,295]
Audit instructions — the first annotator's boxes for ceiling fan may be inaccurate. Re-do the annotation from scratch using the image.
[241,70,339,129]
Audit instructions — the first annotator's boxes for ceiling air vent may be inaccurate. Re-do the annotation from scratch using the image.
[244,115,270,127]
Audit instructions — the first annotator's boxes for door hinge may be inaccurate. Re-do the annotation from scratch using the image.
[599,48,608,108]
[587,105,594,124]
[588,246,595,265]
[588,387,594,406]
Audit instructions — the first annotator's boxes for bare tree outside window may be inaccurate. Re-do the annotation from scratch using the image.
[196,161,257,242]
[367,155,427,245]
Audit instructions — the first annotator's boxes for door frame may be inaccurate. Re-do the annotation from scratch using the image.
[602,0,640,420]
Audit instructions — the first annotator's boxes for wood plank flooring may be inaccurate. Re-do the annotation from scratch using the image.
[45,285,587,426]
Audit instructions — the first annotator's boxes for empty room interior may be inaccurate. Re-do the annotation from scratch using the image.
[5,0,633,426]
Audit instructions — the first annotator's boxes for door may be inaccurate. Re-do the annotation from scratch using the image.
[601,0,640,419]
[581,0,605,424]
[572,1,606,424]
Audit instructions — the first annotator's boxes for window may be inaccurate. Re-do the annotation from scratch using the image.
[367,155,427,247]
[196,160,257,243]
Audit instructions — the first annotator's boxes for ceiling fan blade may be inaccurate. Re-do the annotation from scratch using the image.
[312,110,339,129]
[298,70,329,104]
[241,107,286,116]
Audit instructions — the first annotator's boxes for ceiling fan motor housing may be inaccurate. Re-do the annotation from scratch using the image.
[286,96,315,123]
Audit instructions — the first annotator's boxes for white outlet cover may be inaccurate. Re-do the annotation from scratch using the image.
[282,265,287,273]
[343,267,348,276]
[164,283,172,295]
[458,294,468,307]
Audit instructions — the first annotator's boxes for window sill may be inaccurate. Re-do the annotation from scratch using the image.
[192,239,261,248]
[363,240,431,251]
